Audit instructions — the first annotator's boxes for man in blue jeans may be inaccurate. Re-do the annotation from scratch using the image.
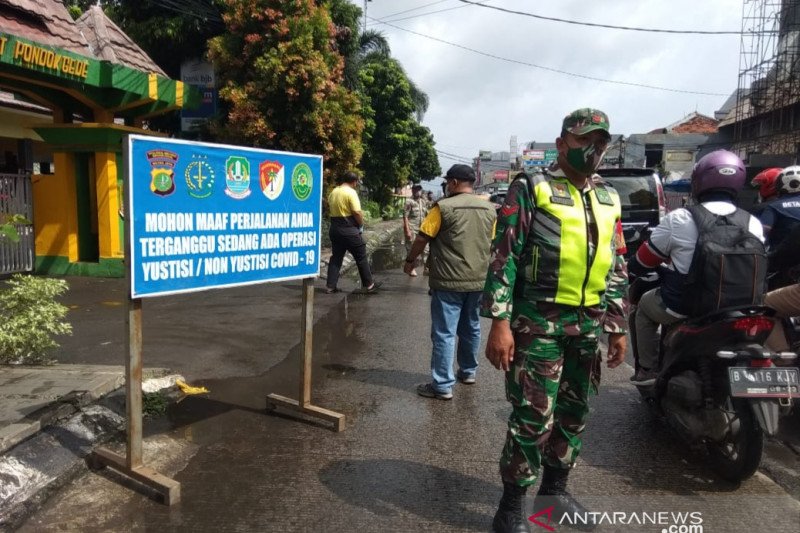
[403,164,495,399]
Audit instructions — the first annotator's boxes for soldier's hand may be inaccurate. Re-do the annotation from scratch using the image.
[405,230,413,242]
[486,319,515,371]
[606,333,627,368]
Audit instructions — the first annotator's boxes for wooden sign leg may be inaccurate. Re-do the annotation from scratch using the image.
[267,278,346,431]
[91,297,181,504]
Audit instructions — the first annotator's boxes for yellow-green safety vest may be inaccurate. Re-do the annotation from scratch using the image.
[522,175,621,307]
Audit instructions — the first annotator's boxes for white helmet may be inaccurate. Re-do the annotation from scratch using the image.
[778,165,800,196]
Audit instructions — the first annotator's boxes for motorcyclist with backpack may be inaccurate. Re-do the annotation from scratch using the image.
[759,165,800,249]
[628,150,767,385]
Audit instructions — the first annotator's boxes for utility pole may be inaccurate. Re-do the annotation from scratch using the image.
[364,0,372,32]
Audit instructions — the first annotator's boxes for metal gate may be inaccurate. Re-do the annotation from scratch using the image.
[0,172,34,275]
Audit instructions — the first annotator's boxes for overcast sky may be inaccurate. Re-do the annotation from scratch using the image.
[356,0,744,172]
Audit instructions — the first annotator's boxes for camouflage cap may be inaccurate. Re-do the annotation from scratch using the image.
[562,108,611,138]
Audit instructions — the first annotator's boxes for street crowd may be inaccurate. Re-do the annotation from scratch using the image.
[324,107,800,533]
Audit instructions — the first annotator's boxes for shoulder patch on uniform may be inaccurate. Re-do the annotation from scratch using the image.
[500,204,519,218]
[594,184,615,206]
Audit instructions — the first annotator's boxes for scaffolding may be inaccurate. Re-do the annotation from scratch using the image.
[733,0,800,160]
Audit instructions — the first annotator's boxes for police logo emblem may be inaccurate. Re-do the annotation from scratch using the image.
[225,156,251,199]
[185,155,215,199]
[291,163,313,201]
[146,150,179,196]
[260,161,285,201]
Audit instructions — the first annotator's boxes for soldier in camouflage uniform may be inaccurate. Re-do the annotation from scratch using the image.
[404,184,429,276]
[482,109,629,533]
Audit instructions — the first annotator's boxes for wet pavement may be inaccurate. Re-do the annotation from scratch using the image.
[14,241,800,532]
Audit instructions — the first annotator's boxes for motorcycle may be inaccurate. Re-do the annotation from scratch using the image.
[629,275,799,482]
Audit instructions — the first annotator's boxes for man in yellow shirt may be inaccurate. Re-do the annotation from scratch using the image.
[326,171,380,294]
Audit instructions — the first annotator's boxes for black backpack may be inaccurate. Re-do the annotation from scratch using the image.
[684,205,768,316]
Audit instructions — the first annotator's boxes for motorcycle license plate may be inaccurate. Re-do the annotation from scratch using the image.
[728,367,800,398]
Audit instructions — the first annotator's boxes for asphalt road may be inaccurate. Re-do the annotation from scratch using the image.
[18,244,800,532]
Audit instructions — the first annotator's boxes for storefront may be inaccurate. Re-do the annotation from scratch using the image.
[0,3,196,276]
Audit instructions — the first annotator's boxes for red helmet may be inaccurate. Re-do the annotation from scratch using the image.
[752,167,782,200]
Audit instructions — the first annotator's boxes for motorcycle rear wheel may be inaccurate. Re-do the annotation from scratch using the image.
[706,399,763,482]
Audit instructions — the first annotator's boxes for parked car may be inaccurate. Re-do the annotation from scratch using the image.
[596,168,666,257]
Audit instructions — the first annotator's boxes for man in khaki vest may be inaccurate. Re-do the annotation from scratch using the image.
[403,164,495,400]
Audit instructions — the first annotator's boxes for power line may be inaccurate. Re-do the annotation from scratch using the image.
[372,17,727,97]
[369,0,493,26]
[456,0,764,35]
[373,0,453,20]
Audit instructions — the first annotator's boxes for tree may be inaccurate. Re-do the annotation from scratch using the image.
[359,58,417,205]
[409,123,441,182]
[64,1,224,135]
[208,0,364,184]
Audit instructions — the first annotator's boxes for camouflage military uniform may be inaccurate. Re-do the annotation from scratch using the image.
[481,172,628,486]
[405,195,429,266]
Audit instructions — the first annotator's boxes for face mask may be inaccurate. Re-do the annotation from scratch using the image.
[566,144,606,175]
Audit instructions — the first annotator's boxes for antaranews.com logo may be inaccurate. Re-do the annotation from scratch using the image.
[528,507,704,532]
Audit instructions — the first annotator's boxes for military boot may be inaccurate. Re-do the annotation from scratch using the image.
[532,466,596,531]
[492,482,530,533]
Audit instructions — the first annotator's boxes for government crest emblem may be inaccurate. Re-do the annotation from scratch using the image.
[147,150,179,196]
[225,156,251,199]
[185,155,215,199]
[550,181,574,206]
[259,161,285,201]
[291,162,313,201]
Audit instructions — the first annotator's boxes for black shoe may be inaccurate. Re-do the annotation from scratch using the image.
[364,280,383,294]
[630,367,657,386]
[533,467,596,531]
[416,383,453,400]
[324,286,340,294]
[492,482,530,533]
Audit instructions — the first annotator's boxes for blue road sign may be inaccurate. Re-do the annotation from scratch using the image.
[128,135,322,298]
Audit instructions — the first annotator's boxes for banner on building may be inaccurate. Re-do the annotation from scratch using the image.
[128,135,322,298]
[493,170,509,182]
[522,148,557,168]
[180,59,217,132]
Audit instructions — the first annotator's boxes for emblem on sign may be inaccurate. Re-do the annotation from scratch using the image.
[259,161,285,201]
[185,155,215,199]
[225,156,251,199]
[147,150,179,196]
[291,162,313,201]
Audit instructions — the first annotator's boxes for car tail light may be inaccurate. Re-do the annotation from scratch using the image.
[732,316,774,336]
[750,359,774,368]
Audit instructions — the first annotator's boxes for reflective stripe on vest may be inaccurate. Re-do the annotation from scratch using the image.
[525,177,620,306]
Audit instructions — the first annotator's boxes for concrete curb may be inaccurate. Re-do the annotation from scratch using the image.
[0,373,169,532]
[0,366,168,455]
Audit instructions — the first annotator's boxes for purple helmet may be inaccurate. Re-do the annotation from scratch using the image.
[690,150,746,199]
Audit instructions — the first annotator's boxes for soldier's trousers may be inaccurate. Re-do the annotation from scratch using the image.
[499,333,601,486]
